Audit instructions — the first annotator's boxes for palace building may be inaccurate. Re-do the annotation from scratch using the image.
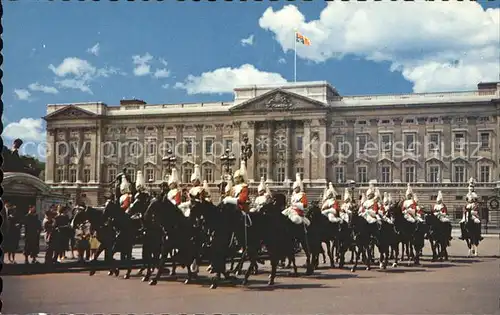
[43,81,500,223]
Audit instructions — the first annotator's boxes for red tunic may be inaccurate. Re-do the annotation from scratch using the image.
[378,204,385,215]
[236,185,250,212]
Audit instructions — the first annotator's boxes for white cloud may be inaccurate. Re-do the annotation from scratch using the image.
[154,68,171,78]
[14,89,32,101]
[175,64,287,95]
[28,82,59,94]
[162,83,170,89]
[241,34,255,46]
[3,118,45,142]
[259,3,500,92]
[132,53,153,76]
[87,43,100,56]
[159,58,169,67]
[278,58,287,64]
[49,57,121,94]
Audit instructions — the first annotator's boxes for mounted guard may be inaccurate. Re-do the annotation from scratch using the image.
[321,182,341,223]
[119,171,133,211]
[249,177,272,213]
[402,183,421,223]
[282,173,310,226]
[177,164,203,217]
[459,178,483,240]
[202,180,212,203]
[222,161,251,226]
[413,193,425,223]
[339,188,354,223]
[359,181,380,224]
[167,168,182,206]
[433,191,450,223]
[380,192,394,224]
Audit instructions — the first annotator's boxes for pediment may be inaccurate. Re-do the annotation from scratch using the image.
[377,157,396,165]
[354,157,370,164]
[475,156,496,165]
[401,156,420,165]
[451,156,469,164]
[426,157,445,164]
[229,89,328,112]
[44,105,99,121]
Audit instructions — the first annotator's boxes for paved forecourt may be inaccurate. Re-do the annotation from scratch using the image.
[3,237,500,314]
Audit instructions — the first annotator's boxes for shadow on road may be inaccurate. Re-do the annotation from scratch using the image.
[244,283,331,291]
[303,272,361,280]
[378,267,427,273]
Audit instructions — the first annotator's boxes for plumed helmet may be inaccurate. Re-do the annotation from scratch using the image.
[191,164,201,182]
[233,161,248,183]
[168,168,180,186]
[366,181,375,197]
[383,191,389,204]
[436,190,443,203]
[343,188,351,202]
[258,177,266,193]
[265,183,272,196]
[328,182,337,199]
[135,171,146,192]
[203,180,210,193]
[292,173,303,191]
[120,175,131,194]
[413,193,419,203]
[405,183,413,197]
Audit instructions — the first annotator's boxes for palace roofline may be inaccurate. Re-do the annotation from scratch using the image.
[45,81,500,118]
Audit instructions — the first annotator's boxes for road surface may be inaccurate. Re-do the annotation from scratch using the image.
[3,237,500,314]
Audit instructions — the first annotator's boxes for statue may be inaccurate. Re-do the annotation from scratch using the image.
[2,139,41,177]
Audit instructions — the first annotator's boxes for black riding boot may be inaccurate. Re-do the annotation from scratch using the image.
[459,222,466,240]
[479,223,484,241]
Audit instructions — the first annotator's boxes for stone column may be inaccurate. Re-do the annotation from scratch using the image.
[266,120,275,182]
[137,125,146,172]
[316,118,328,183]
[393,117,403,183]
[64,129,70,181]
[174,124,184,182]
[194,124,204,163]
[214,124,224,180]
[77,129,84,182]
[89,127,99,184]
[345,119,356,181]
[156,125,164,182]
[441,116,452,181]
[285,120,293,180]
[303,119,312,182]
[233,121,241,163]
[119,127,127,168]
[467,116,478,179]
[245,121,256,182]
[45,128,56,183]
[416,117,427,182]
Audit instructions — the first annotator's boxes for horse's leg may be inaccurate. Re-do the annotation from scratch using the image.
[392,242,399,267]
[430,239,438,262]
[326,240,335,268]
[351,245,360,272]
[149,249,170,286]
[89,245,105,276]
[349,245,355,264]
[170,249,177,276]
[321,244,326,264]
[268,257,278,286]
[124,247,133,279]
[365,243,372,271]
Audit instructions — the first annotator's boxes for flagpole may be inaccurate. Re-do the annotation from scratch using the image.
[294,30,297,83]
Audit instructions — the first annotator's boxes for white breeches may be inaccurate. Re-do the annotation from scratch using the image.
[178,202,191,217]
[460,212,480,224]
[382,215,394,225]
[282,207,310,226]
[362,213,380,224]
[249,204,265,213]
[434,213,451,223]
[404,213,424,223]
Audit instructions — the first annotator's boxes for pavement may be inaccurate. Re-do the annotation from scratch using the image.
[3,238,500,314]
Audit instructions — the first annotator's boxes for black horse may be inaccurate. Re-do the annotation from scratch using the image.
[71,205,117,276]
[348,208,378,272]
[144,196,200,286]
[305,203,336,268]
[424,212,450,262]
[463,208,482,257]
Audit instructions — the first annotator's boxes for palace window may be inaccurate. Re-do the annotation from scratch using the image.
[453,133,465,152]
[259,167,267,181]
[335,166,345,184]
[103,141,118,157]
[205,138,214,155]
[126,168,136,182]
[479,165,490,182]
[428,133,440,152]
[429,117,440,123]
[380,166,391,183]
[146,141,157,156]
[107,168,117,182]
[357,166,367,183]
[224,139,233,151]
[145,168,155,182]
[404,133,416,152]
[276,167,286,182]
[204,167,213,182]
[184,168,193,183]
[480,132,490,149]
[69,168,77,183]
[335,136,346,154]
[453,165,465,183]
[257,136,268,152]
[428,165,440,183]
[57,143,67,156]
[162,138,176,155]
[70,141,78,157]
[276,135,286,151]
[128,141,139,157]
[84,142,91,156]
[56,169,65,182]
[83,169,91,183]
[404,165,416,183]
[184,138,194,155]
[296,135,303,152]
[478,116,490,123]
[357,134,367,154]
[405,118,415,124]
[380,134,392,152]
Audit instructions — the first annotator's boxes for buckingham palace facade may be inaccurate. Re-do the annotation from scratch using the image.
[43,80,500,220]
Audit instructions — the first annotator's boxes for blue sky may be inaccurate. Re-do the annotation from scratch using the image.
[3,1,499,159]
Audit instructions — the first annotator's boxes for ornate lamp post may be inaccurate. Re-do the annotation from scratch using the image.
[220,148,236,175]
[240,133,253,164]
[348,179,356,203]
